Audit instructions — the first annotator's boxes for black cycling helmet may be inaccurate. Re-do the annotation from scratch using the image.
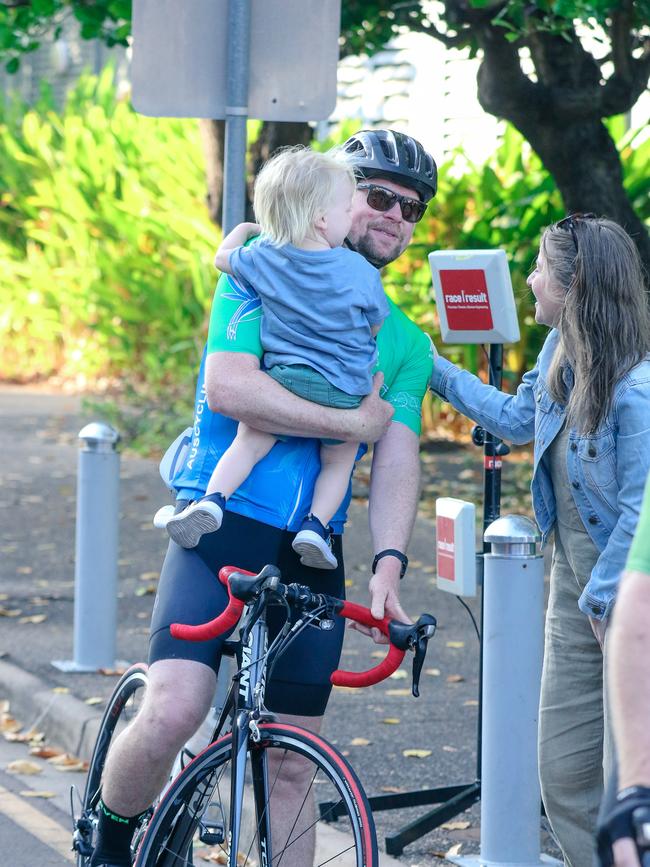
[341,129,438,202]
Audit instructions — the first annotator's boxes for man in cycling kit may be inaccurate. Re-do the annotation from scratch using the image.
[597,472,650,867]
[89,129,438,867]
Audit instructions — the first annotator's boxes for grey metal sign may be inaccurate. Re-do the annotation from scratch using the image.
[131,0,341,121]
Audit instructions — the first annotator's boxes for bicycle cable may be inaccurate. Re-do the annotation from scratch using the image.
[455,595,481,642]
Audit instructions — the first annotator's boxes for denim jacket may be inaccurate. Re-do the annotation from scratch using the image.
[430,330,650,620]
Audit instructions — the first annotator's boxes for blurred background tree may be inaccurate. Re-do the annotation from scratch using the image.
[0,0,648,269]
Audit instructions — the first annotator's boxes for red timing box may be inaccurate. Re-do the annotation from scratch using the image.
[439,269,494,331]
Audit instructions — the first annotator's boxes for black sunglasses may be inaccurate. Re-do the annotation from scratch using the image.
[357,183,427,223]
[557,212,597,251]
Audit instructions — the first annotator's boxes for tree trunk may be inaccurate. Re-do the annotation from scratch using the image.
[198,120,313,227]
[247,121,313,217]
[198,119,225,227]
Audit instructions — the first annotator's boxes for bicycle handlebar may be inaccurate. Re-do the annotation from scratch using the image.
[170,565,431,689]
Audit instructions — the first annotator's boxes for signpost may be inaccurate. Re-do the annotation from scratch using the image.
[131,0,342,230]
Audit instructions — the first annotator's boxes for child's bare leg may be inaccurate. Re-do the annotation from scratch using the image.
[207,422,277,498]
[310,441,359,526]
[292,441,358,570]
[166,424,276,548]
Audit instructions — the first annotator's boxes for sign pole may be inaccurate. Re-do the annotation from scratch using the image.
[222,0,251,233]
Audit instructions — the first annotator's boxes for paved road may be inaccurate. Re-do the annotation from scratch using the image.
[0,384,559,866]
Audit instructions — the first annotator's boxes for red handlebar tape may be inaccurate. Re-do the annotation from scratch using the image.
[169,566,406,688]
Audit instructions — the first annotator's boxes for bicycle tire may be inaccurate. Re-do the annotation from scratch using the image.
[74,663,149,867]
[134,722,379,867]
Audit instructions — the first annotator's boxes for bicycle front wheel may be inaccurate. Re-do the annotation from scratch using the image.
[135,722,378,867]
[74,663,149,867]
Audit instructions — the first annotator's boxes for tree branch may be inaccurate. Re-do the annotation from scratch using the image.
[601,47,650,115]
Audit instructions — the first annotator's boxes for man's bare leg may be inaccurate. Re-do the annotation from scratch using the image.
[265,713,323,866]
[102,659,217,814]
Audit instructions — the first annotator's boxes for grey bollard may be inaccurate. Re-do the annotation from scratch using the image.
[480,515,549,866]
[53,423,121,672]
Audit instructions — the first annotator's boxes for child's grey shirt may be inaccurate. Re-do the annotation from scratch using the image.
[229,240,389,395]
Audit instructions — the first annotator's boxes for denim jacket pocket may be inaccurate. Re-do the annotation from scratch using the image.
[578,432,617,504]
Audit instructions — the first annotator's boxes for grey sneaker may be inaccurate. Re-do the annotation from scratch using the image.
[165,493,226,548]
[292,514,338,570]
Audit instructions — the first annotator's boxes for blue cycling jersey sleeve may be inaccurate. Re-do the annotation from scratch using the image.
[170,346,357,534]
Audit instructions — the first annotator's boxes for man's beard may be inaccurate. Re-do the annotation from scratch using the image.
[345,229,404,269]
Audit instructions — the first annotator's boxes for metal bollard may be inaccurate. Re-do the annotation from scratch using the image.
[53,422,121,672]
[479,514,552,866]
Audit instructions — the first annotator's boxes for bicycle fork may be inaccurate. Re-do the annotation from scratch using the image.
[227,617,273,867]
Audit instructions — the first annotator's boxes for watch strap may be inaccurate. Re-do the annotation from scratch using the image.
[372,549,408,579]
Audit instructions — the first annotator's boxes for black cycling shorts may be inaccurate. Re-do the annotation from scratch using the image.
[149,509,346,717]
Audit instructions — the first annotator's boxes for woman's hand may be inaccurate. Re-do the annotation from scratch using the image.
[589,615,608,651]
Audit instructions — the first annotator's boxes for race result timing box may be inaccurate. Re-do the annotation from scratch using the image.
[428,249,521,598]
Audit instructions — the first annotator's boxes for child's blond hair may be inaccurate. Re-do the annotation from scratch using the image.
[253,146,356,246]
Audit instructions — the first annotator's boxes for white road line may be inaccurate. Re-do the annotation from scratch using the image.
[0,783,74,862]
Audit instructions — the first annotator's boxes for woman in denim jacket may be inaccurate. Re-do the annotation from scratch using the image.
[430,216,650,867]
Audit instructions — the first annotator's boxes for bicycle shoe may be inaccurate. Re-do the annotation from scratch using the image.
[166,492,226,548]
[292,514,338,569]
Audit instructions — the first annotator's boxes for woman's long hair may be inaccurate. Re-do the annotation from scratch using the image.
[545,217,650,434]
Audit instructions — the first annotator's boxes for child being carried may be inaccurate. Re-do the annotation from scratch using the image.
[164,146,389,570]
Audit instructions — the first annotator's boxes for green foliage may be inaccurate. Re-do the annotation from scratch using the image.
[0,67,218,388]
[0,0,131,72]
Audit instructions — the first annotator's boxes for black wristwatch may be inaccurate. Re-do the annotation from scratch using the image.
[372,549,408,579]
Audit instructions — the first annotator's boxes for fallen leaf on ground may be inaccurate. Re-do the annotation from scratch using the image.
[380,718,400,725]
[447,674,465,683]
[464,700,479,707]
[389,669,408,680]
[0,714,21,734]
[16,566,32,575]
[440,820,471,831]
[20,790,55,799]
[30,746,63,759]
[385,688,411,697]
[344,579,355,588]
[446,640,465,648]
[5,729,44,744]
[380,786,404,793]
[7,760,42,775]
[0,593,8,601]
[18,614,47,625]
[402,748,432,758]
[85,697,103,706]
[48,753,87,772]
[0,608,22,617]
[52,687,69,694]
[443,745,459,752]
[139,571,159,582]
[350,737,371,746]
[135,585,156,597]
[426,668,441,676]
[446,842,463,857]
[370,651,384,659]
[99,668,126,677]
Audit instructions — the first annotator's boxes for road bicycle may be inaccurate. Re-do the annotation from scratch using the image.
[73,563,436,866]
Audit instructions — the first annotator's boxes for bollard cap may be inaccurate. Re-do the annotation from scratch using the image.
[78,422,120,453]
[484,514,541,557]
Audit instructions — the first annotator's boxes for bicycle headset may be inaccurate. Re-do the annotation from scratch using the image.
[341,129,438,203]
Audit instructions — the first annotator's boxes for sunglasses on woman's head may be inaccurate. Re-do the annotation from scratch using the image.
[557,213,597,251]
[357,183,427,223]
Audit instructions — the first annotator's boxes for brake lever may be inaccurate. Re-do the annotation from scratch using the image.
[411,618,437,698]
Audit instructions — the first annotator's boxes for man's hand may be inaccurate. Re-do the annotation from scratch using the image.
[355,373,393,443]
[350,560,411,645]
[597,789,650,867]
